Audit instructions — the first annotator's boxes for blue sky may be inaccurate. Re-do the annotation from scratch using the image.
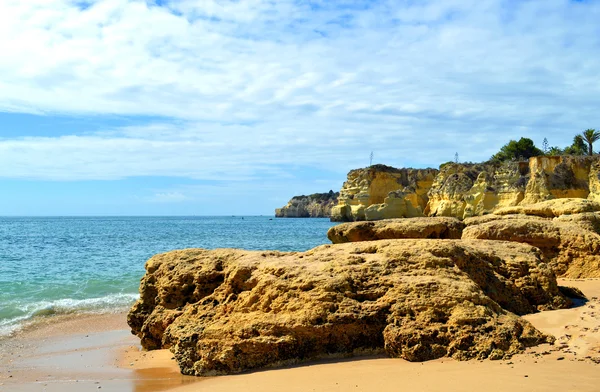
[0,0,599,215]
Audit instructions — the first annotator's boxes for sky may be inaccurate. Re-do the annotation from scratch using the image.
[0,0,599,215]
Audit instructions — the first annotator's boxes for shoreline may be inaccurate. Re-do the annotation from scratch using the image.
[1,279,599,392]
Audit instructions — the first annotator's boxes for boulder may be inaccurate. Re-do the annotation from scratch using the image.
[128,240,569,376]
[327,217,464,244]
[494,198,600,218]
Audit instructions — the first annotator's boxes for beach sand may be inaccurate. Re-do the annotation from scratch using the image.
[1,279,599,392]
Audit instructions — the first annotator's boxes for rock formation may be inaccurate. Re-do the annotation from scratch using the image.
[462,199,600,278]
[275,191,339,218]
[426,161,529,218]
[330,165,438,222]
[128,239,570,376]
[329,198,600,279]
[130,157,600,377]
[327,217,464,244]
[330,156,600,221]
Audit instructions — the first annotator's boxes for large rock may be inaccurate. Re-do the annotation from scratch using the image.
[275,191,339,218]
[327,217,464,244]
[494,198,600,218]
[128,240,569,376]
[462,215,600,278]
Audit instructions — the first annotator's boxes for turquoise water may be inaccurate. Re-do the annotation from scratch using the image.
[0,216,335,336]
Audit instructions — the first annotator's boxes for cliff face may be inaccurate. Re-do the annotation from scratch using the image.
[275,191,339,218]
[330,165,439,222]
[426,161,529,219]
[331,156,600,221]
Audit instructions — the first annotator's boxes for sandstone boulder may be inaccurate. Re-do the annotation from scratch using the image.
[494,198,600,218]
[128,240,569,376]
[463,214,547,227]
[327,217,464,244]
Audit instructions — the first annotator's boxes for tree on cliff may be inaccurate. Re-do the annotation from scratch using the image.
[491,138,544,162]
[564,135,587,155]
[547,146,563,155]
[582,129,600,156]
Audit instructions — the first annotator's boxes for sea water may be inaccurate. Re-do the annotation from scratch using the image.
[0,216,335,336]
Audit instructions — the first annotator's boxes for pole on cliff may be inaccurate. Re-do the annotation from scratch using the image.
[370,151,374,167]
[454,152,459,176]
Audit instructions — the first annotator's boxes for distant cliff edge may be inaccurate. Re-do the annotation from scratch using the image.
[275,191,339,218]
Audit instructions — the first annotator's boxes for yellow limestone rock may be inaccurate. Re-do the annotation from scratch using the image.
[426,161,529,219]
[128,240,568,376]
[463,198,600,278]
[494,198,600,218]
[327,217,464,243]
[330,165,438,222]
[364,191,424,220]
[329,156,600,222]
[522,156,595,204]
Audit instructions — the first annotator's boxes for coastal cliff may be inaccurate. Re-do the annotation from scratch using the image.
[331,156,600,221]
[275,191,339,218]
[330,164,438,222]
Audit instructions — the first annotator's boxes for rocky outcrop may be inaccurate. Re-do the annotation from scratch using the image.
[462,199,600,278]
[330,156,600,221]
[426,161,529,219]
[128,240,569,376]
[328,198,600,278]
[275,191,339,218]
[494,198,600,218]
[330,165,438,222]
[327,217,464,244]
[522,156,596,204]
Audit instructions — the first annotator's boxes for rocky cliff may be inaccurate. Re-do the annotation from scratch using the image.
[331,156,600,221]
[330,164,439,222]
[275,191,339,218]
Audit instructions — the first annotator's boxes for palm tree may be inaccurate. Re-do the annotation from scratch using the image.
[582,129,600,156]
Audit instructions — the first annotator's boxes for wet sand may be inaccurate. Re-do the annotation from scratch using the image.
[1,279,599,392]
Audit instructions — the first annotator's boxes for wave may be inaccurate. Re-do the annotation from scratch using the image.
[0,293,139,337]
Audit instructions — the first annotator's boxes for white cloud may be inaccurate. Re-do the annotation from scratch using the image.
[146,191,189,203]
[0,0,600,181]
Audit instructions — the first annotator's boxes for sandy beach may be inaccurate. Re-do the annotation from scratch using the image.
[1,279,599,392]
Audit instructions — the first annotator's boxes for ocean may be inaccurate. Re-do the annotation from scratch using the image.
[0,216,336,336]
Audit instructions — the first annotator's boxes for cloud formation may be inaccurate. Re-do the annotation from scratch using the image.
[1,0,600,182]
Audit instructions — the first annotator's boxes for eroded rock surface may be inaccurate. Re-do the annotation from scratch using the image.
[329,156,600,221]
[128,240,569,376]
[494,198,600,218]
[330,165,438,222]
[462,199,600,278]
[327,217,464,244]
